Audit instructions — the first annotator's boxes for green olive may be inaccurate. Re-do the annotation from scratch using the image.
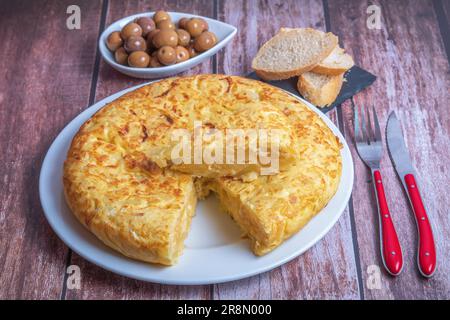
[114,47,128,65]
[176,29,191,46]
[198,18,209,31]
[149,55,162,68]
[124,36,147,53]
[157,46,176,65]
[128,51,150,68]
[135,17,155,37]
[186,18,204,37]
[106,31,123,51]
[152,29,178,48]
[178,17,189,30]
[194,31,217,52]
[175,46,190,63]
[121,22,142,39]
[153,10,171,24]
[157,19,175,30]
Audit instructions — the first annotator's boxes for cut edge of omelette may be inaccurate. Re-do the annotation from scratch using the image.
[195,100,342,256]
[63,74,342,265]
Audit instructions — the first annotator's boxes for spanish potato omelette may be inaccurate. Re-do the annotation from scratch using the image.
[63,74,342,265]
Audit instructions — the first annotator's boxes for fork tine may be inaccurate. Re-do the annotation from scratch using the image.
[360,105,369,143]
[372,106,382,142]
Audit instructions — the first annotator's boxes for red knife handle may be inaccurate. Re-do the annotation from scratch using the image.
[372,170,403,276]
[404,174,436,277]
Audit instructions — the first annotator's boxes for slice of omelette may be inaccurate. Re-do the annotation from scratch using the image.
[199,86,342,255]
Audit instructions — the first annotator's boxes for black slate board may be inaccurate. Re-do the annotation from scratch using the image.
[247,66,376,113]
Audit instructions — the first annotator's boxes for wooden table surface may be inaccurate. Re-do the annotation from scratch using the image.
[1,0,449,300]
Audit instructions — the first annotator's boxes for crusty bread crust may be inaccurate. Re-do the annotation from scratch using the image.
[252,28,338,81]
[312,64,349,76]
[297,73,344,107]
[312,47,354,76]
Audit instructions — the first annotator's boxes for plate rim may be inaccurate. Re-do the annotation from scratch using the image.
[39,79,354,285]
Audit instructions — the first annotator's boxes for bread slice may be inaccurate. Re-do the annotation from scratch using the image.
[252,28,338,81]
[312,46,354,75]
[297,72,344,107]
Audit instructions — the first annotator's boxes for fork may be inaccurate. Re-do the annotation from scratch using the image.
[354,105,403,276]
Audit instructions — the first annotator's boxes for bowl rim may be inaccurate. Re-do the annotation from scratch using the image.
[99,11,237,74]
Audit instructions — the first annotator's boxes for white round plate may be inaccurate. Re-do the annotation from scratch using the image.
[100,12,237,79]
[39,82,354,285]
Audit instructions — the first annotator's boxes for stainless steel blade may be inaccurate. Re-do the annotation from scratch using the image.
[386,111,416,179]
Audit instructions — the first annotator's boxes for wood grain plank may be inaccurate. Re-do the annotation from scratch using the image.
[433,0,450,63]
[328,0,450,299]
[440,0,450,24]
[0,0,103,299]
[213,0,360,300]
[65,0,214,300]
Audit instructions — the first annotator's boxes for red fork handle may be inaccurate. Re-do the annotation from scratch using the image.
[373,170,403,276]
[404,174,436,277]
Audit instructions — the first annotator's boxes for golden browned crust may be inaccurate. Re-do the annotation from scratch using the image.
[63,137,197,265]
[63,74,342,264]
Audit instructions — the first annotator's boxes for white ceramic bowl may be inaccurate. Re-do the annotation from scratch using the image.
[99,12,237,79]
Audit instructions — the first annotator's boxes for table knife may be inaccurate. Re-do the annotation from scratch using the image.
[386,111,437,277]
